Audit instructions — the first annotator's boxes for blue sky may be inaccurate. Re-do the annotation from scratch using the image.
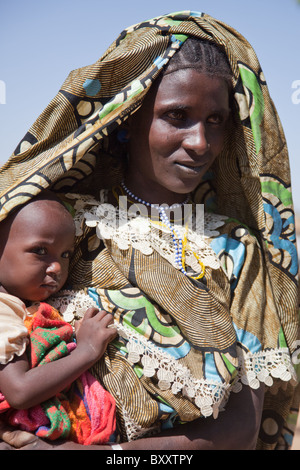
[1,0,300,210]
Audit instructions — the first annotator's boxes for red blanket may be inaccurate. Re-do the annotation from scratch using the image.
[0,303,116,445]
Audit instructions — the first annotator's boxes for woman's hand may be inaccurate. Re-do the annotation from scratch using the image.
[2,383,265,450]
[0,421,39,449]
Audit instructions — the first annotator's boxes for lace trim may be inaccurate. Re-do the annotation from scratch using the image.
[67,192,226,274]
[67,193,103,238]
[48,290,298,420]
[116,321,230,419]
[48,289,98,324]
[232,347,297,392]
[121,406,161,442]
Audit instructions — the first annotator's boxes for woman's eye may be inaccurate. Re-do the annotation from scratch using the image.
[207,114,224,125]
[62,251,73,259]
[165,110,186,121]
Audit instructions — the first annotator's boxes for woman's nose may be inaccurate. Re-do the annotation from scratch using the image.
[183,123,210,154]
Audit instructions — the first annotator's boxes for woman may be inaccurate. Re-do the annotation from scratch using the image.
[0,11,299,450]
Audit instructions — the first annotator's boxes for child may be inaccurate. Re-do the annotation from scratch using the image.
[0,191,117,445]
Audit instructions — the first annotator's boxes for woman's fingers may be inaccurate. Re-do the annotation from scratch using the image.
[0,422,39,449]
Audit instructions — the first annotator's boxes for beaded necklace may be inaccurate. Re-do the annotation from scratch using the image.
[120,181,205,280]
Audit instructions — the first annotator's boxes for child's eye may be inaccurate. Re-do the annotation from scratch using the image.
[61,251,73,259]
[31,247,47,255]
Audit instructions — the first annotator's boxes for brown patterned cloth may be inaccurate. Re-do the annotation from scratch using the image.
[0,11,299,449]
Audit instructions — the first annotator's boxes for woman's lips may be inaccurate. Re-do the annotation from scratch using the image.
[175,161,208,174]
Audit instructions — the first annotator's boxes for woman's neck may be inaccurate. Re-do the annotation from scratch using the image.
[123,177,189,208]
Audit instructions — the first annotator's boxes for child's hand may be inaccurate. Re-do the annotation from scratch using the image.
[75,307,117,363]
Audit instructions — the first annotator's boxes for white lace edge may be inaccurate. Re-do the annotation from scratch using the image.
[47,290,298,422]
[66,192,227,274]
[115,327,298,442]
[120,406,161,442]
[48,289,99,323]
[115,321,298,417]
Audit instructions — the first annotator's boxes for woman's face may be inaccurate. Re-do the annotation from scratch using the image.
[126,69,231,205]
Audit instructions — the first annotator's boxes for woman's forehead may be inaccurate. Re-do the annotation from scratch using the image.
[149,69,230,109]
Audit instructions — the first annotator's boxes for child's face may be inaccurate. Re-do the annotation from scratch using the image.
[0,200,75,302]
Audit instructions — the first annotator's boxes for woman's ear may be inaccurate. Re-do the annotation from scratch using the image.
[117,127,130,143]
[117,118,131,143]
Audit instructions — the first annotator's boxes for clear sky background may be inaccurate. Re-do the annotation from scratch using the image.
[1,0,300,210]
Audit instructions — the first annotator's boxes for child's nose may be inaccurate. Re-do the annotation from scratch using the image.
[46,261,62,277]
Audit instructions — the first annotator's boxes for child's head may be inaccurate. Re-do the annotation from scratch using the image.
[0,191,75,303]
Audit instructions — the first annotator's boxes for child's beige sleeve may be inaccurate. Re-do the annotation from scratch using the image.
[0,292,29,365]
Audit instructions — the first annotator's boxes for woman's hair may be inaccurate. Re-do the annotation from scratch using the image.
[164,37,233,89]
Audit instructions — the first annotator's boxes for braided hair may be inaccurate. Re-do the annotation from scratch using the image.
[164,37,233,90]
